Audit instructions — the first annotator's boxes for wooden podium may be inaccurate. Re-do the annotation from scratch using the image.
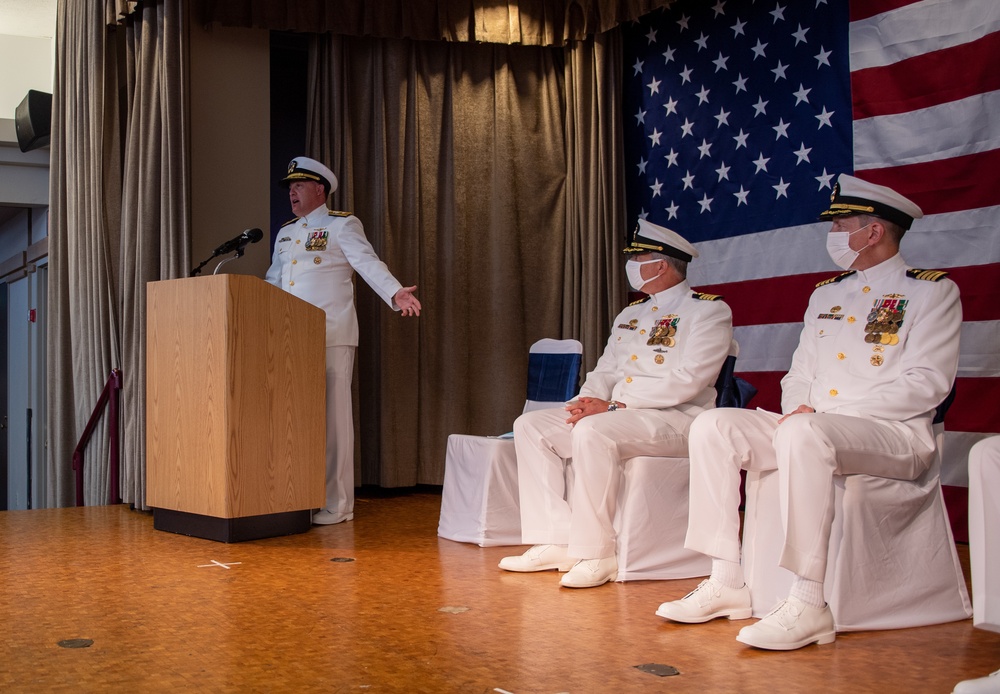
[146,275,326,542]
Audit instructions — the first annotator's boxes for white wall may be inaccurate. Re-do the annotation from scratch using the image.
[0,34,53,120]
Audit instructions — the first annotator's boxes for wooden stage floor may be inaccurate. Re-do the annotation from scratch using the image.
[1,492,997,693]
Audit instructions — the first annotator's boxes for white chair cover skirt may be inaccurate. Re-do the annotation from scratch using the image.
[613,456,712,581]
[742,457,972,631]
[438,435,521,547]
[969,436,1000,633]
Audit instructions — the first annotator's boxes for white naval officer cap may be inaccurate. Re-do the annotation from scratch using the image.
[624,218,700,262]
[280,156,338,195]
[819,173,923,231]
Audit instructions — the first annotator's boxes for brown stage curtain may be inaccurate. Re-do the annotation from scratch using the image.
[306,31,624,487]
[46,0,189,508]
[196,0,672,46]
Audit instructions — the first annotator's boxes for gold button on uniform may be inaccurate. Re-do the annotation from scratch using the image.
[651,306,658,312]
[314,257,322,265]
[296,239,302,244]
[829,389,838,397]
[862,286,871,293]
[630,355,638,361]
[292,259,298,265]
[640,329,646,335]
[837,353,845,360]
[847,316,856,323]
[289,281,295,286]
[626,377,633,383]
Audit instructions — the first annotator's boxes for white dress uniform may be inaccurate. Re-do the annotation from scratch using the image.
[265,203,403,519]
[514,278,733,559]
[685,253,961,582]
[968,436,1000,634]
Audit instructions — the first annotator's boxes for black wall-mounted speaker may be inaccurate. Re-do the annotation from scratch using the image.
[14,90,53,153]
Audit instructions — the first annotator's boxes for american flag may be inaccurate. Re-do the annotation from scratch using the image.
[622,0,1000,539]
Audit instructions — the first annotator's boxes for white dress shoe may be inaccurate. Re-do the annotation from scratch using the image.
[655,578,752,623]
[312,509,354,525]
[736,596,836,651]
[559,557,618,588]
[953,668,1000,693]
[498,545,575,573]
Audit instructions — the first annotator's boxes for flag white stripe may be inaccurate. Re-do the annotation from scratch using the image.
[941,431,997,487]
[733,319,1000,376]
[850,0,1000,71]
[690,205,1000,286]
[854,90,1000,170]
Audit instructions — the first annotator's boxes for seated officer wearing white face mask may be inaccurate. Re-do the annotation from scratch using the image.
[498,220,733,589]
[656,174,962,651]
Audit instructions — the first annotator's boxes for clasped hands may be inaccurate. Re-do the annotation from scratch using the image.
[564,397,618,426]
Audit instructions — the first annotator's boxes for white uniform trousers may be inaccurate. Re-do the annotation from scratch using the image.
[969,436,1000,633]
[325,346,356,517]
[513,407,691,559]
[685,408,929,582]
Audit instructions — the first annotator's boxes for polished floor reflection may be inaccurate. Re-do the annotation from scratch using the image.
[1,492,997,692]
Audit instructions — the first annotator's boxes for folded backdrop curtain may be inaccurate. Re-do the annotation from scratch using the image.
[306,31,624,487]
[47,0,125,507]
[197,0,672,46]
[47,0,188,508]
[118,2,191,509]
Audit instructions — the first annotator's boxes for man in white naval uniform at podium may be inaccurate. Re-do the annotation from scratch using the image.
[266,156,421,525]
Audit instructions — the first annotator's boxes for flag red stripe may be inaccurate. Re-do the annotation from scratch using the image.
[946,377,1000,433]
[849,0,921,23]
[853,149,1000,217]
[735,371,783,412]
[948,265,1000,324]
[696,263,1000,327]
[852,32,1000,119]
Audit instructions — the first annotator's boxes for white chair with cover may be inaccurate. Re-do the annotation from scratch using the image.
[614,340,756,581]
[437,338,583,547]
[740,389,972,630]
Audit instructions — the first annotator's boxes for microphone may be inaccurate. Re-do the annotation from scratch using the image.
[213,228,263,256]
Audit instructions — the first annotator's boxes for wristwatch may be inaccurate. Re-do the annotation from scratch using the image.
[607,400,622,412]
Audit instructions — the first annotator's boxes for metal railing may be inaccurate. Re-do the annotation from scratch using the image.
[72,369,123,506]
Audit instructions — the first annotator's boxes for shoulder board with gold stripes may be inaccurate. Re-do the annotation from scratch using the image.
[280,217,300,228]
[328,210,352,217]
[628,295,651,306]
[815,270,856,288]
[692,291,723,301]
[906,268,949,282]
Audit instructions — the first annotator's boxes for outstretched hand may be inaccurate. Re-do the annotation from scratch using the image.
[394,286,422,317]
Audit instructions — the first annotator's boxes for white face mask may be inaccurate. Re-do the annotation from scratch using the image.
[625,258,662,291]
[825,223,872,270]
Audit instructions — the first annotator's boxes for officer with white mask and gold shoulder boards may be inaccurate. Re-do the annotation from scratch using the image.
[499,220,733,588]
[265,156,421,526]
[657,174,962,651]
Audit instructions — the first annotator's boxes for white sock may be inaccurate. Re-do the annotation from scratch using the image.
[711,558,745,589]
[790,575,825,608]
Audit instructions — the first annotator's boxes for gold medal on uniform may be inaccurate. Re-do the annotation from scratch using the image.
[649,314,679,350]
[305,230,329,251]
[865,295,908,350]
